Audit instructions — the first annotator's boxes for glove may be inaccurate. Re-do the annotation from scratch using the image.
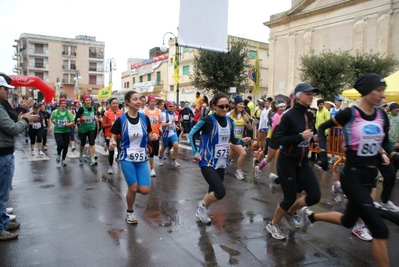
[317,151,329,171]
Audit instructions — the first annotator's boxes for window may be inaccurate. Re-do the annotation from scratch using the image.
[183,65,189,75]
[147,73,151,81]
[89,75,97,84]
[132,77,135,84]
[249,50,257,59]
[156,71,161,85]
[35,44,44,54]
[126,81,130,88]
[139,76,143,83]
[35,72,44,80]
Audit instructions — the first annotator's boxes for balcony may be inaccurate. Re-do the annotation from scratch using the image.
[62,51,77,56]
[33,49,48,57]
[156,80,163,86]
[89,53,104,59]
[34,62,45,68]
[89,67,103,72]
[62,65,76,71]
[62,78,74,84]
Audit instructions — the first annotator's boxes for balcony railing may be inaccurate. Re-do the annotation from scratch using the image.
[89,67,103,72]
[156,80,163,86]
[62,79,74,84]
[62,52,77,56]
[62,65,76,70]
[34,62,44,68]
[89,53,104,59]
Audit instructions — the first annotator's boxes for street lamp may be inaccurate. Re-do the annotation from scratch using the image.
[105,58,117,84]
[55,77,61,100]
[160,32,180,105]
[74,70,81,99]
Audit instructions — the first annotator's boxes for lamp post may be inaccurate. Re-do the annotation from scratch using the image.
[55,77,61,101]
[160,32,179,105]
[105,58,117,84]
[73,70,81,99]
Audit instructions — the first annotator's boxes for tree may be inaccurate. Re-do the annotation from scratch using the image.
[299,49,352,101]
[299,49,399,100]
[190,38,250,96]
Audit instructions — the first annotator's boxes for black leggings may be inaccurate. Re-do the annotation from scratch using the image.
[148,139,160,158]
[378,161,396,204]
[105,139,121,166]
[42,128,48,146]
[200,167,226,200]
[79,130,96,147]
[28,128,43,144]
[54,132,70,160]
[340,164,389,239]
[277,157,321,211]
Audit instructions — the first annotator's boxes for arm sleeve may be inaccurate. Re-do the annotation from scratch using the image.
[110,117,121,135]
[75,107,84,124]
[146,116,152,133]
[189,119,206,155]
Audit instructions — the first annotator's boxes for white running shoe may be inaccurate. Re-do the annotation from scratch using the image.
[172,160,180,167]
[7,214,16,222]
[150,169,156,177]
[6,208,13,214]
[331,180,342,203]
[299,206,313,231]
[269,173,278,193]
[31,150,34,156]
[253,167,261,180]
[380,200,399,212]
[266,221,286,240]
[126,212,138,224]
[158,158,164,166]
[39,150,45,157]
[235,170,245,180]
[108,166,113,174]
[352,226,373,241]
[196,201,211,224]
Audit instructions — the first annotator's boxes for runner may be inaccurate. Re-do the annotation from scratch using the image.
[75,95,99,166]
[40,104,50,151]
[27,103,45,157]
[108,91,157,224]
[158,100,180,167]
[301,73,394,267]
[66,101,77,152]
[188,93,250,224]
[143,95,162,177]
[227,95,252,180]
[49,98,75,166]
[265,83,321,240]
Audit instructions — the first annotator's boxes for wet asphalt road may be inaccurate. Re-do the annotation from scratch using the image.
[1,135,399,267]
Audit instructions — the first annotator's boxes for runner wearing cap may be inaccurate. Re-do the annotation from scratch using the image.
[28,103,45,157]
[49,98,75,166]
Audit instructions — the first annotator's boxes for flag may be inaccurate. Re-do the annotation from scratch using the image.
[173,47,179,84]
[253,45,260,95]
[98,83,113,101]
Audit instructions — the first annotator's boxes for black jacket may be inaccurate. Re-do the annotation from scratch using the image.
[272,103,315,165]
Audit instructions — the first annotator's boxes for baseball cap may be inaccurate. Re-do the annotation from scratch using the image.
[334,96,343,102]
[0,76,15,89]
[294,83,320,94]
[389,102,399,110]
[354,73,386,96]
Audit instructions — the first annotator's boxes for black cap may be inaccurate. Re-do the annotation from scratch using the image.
[33,103,40,109]
[294,83,320,94]
[389,102,399,110]
[196,91,200,95]
[317,99,324,105]
[354,73,386,96]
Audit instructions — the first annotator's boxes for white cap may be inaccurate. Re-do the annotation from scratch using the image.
[0,76,15,89]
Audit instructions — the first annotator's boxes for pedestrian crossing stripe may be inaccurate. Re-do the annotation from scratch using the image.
[23,148,51,161]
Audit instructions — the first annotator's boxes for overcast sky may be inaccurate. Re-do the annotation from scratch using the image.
[0,0,291,89]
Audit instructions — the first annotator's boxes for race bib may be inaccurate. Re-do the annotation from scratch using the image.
[126,147,146,162]
[234,127,244,137]
[149,116,158,125]
[214,144,230,158]
[32,122,41,129]
[85,116,94,123]
[357,124,384,157]
[183,114,190,121]
[57,119,67,127]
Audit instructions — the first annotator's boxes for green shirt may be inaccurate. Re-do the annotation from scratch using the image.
[388,114,399,145]
[51,109,74,133]
[78,106,96,133]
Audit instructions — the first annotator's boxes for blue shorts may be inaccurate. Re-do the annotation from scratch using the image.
[162,134,178,147]
[120,160,151,186]
[259,128,269,133]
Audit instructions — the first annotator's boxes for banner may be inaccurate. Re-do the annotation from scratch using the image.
[98,83,113,101]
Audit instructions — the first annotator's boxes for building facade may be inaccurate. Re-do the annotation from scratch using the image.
[13,33,105,101]
[265,0,399,98]
[120,36,270,106]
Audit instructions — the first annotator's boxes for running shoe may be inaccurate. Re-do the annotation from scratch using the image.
[266,222,286,240]
[108,166,113,174]
[269,173,278,193]
[252,157,258,168]
[7,214,16,222]
[0,230,18,241]
[196,201,211,224]
[253,167,261,180]
[43,146,47,151]
[61,160,67,167]
[380,200,399,212]
[6,208,13,214]
[158,158,164,166]
[331,180,342,203]
[235,170,245,180]
[103,142,108,152]
[172,160,180,167]
[126,212,138,224]
[56,155,60,163]
[71,147,76,152]
[352,226,373,241]
[79,155,84,164]
[31,150,34,156]
[299,206,313,231]
[38,150,45,157]
[284,213,299,231]
[150,169,156,177]
[292,213,301,228]
[90,158,98,166]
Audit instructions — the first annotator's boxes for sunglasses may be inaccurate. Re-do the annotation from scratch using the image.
[216,104,229,109]
[168,105,174,108]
